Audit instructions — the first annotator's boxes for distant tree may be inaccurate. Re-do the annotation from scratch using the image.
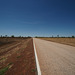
[11,35,14,38]
[19,36,21,38]
[57,35,59,38]
[61,36,65,38]
[52,35,53,38]
[28,36,31,38]
[72,36,74,38]
[35,36,38,38]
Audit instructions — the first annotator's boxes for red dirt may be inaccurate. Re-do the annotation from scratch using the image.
[0,38,36,75]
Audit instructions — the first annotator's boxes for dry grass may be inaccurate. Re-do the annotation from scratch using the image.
[39,38,75,47]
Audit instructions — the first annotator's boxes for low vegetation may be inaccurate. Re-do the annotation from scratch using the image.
[0,66,9,75]
[0,62,13,75]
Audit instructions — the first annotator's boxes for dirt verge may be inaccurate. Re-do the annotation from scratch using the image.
[0,38,36,75]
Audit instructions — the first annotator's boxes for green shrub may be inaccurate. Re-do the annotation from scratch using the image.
[0,66,9,75]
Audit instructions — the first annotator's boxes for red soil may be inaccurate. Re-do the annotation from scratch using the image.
[0,38,36,75]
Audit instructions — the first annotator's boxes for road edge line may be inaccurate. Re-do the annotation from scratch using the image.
[33,38,41,75]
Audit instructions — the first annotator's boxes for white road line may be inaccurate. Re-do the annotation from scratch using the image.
[33,38,41,75]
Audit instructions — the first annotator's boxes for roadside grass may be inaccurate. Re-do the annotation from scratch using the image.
[17,56,21,58]
[0,57,7,63]
[8,62,13,66]
[0,66,9,75]
[0,58,6,61]
[0,62,13,75]
[31,68,37,72]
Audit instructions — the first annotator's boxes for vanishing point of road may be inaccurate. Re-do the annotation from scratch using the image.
[33,38,75,75]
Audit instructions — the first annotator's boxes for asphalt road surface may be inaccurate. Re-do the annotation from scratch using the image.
[33,38,75,75]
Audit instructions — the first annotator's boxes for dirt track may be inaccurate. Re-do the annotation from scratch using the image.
[34,38,75,75]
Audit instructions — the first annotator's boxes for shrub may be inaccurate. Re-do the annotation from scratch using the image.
[72,36,74,38]
[11,35,14,38]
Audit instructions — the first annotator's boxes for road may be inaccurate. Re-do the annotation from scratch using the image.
[33,38,75,75]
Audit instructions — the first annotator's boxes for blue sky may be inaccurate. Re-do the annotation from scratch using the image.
[0,0,75,37]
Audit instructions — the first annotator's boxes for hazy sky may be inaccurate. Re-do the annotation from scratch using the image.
[0,0,75,37]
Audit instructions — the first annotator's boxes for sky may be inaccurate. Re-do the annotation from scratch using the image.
[0,0,75,37]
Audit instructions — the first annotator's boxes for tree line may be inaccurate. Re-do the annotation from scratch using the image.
[35,35,75,38]
[0,35,31,38]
